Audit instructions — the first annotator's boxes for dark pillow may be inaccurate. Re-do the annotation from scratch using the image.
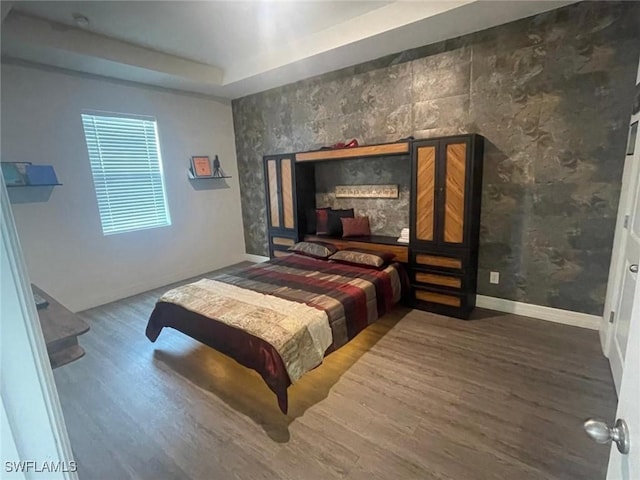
[329,248,395,269]
[306,207,330,234]
[288,241,338,259]
[326,208,354,236]
[341,216,371,237]
[316,209,330,235]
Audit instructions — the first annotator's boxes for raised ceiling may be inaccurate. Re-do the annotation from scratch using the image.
[1,1,574,99]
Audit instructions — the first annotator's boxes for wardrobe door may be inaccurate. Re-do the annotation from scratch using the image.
[265,158,281,229]
[441,138,469,246]
[265,154,299,259]
[280,157,295,230]
[409,134,484,319]
[411,140,438,246]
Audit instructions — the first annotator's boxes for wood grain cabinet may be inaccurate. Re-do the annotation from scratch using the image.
[261,136,482,318]
[264,154,315,258]
[409,135,484,318]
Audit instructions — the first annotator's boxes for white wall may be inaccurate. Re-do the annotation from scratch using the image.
[1,63,246,311]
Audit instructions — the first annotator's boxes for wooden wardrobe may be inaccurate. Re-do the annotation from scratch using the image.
[263,153,315,258]
[409,134,484,318]
[263,133,483,319]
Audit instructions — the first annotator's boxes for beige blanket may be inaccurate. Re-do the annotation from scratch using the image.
[159,279,332,382]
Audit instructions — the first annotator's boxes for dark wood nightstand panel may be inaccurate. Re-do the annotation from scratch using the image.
[415,290,462,307]
[415,253,462,270]
[415,272,462,289]
[272,236,296,247]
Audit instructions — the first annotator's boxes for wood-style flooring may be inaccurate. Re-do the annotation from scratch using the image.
[53,263,617,480]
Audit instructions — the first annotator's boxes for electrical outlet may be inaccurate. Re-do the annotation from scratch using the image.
[490,271,500,284]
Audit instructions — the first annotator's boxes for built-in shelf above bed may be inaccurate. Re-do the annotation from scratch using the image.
[295,141,409,162]
[266,133,484,319]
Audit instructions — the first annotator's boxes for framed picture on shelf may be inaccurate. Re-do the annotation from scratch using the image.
[1,162,30,186]
[191,156,212,177]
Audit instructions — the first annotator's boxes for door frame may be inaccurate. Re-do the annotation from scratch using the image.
[0,178,77,479]
[600,66,640,387]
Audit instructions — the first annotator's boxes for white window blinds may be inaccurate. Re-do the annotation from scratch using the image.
[81,113,171,235]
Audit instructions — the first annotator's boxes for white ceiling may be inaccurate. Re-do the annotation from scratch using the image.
[1,1,574,99]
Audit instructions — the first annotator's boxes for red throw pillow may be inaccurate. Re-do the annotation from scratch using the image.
[341,216,371,237]
[306,207,330,233]
[316,209,330,235]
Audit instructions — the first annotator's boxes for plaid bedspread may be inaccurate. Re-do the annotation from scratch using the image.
[214,254,402,350]
[146,254,403,413]
[157,278,332,383]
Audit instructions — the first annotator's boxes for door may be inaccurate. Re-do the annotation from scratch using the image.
[265,155,297,258]
[411,140,438,246]
[598,63,640,478]
[265,157,280,230]
[440,137,469,246]
[264,156,296,233]
[279,157,295,231]
[604,121,640,479]
[608,121,640,392]
[604,262,640,479]
[0,179,78,479]
[410,137,471,248]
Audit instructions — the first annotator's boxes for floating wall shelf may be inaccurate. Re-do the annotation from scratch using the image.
[187,169,232,180]
[2,162,61,203]
[7,183,63,187]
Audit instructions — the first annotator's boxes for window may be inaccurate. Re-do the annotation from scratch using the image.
[81,112,171,235]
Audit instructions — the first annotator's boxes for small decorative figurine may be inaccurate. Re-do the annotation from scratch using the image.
[212,155,226,178]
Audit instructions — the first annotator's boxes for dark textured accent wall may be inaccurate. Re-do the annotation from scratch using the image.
[232,1,640,315]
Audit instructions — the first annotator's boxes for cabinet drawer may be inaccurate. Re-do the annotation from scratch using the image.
[271,236,296,247]
[414,288,463,308]
[272,250,292,258]
[414,253,463,270]
[414,271,462,289]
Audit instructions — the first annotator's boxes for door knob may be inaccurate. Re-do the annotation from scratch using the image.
[584,418,630,454]
[630,264,639,273]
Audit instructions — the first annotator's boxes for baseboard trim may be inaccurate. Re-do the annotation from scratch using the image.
[476,295,601,330]
[245,254,270,263]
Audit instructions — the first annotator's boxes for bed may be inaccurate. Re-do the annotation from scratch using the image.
[145,253,404,413]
